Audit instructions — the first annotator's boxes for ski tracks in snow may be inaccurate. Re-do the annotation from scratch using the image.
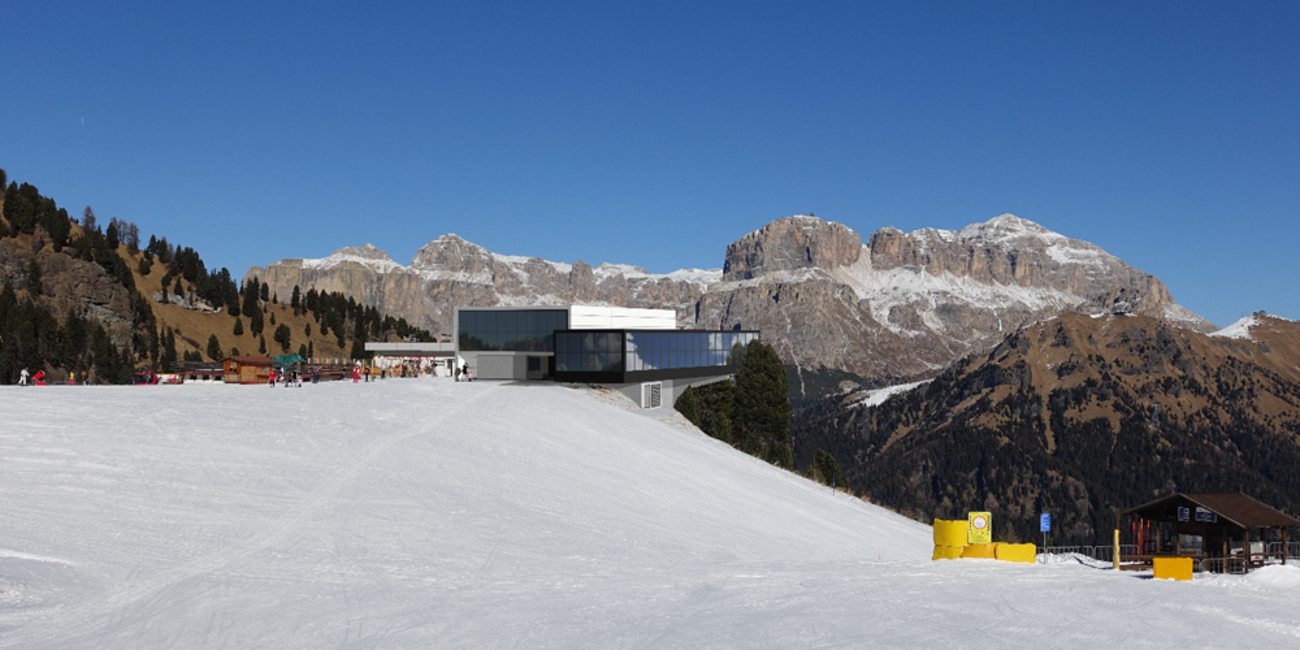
[1,382,499,650]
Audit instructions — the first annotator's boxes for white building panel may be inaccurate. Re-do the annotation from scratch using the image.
[568,306,675,330]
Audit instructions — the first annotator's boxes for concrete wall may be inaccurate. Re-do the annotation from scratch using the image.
[470,353,520,380]
[613,375,733,410]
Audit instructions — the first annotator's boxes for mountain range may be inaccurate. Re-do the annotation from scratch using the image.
[250,213,1215,391]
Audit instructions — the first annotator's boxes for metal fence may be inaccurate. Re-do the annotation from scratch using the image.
[1198,557,1247,574]
[1040,542,1300,569]
[1266,542,1300,558]
[1039,545,1136,563]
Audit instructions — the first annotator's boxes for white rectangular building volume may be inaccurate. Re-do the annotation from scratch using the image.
[567,306,676,330]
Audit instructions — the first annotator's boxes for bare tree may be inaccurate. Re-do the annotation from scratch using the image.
[82,206,97,231]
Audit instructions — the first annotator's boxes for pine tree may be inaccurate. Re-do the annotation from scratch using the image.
[233,317,244,336]
[812,449,845,489]
[25,259,42,297]
[207,334,223,361]
[161,328,177,372]
[273,323,292,353]
[734,340,792,468]
[258,335,266,354]
[675,386,702,426]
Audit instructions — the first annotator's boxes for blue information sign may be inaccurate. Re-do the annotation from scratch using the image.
[1178,507,1189,522]
[1040,513,1051,532]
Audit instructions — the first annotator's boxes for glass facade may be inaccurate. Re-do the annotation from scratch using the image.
[555,330,759,375]
[457,309,568,352]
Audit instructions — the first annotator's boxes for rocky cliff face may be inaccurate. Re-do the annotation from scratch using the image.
[249,214,1215,388]
[0,238,136,349]
[249,236,720,337]
[698,214,1215,387]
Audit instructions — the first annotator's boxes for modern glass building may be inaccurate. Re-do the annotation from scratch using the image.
[553,330,759,383]
[457,309,568,353]
[453,305,758,409]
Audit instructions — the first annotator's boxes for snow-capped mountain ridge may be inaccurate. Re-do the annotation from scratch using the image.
[251,212,1216,384]
[697,213,1215,382]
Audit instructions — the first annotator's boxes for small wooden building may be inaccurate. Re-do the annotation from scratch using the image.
[222,356,274,384]
[1121,492,1300,573]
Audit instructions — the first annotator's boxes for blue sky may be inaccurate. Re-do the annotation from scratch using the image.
[3,1,1296,327]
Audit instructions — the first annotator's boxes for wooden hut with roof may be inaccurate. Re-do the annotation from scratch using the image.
[1120,492,1300,573]
[222,356,274,384]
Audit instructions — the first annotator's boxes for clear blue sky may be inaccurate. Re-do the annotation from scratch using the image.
[4,1,1297,327]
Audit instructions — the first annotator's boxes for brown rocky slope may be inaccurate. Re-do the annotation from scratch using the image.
[793,312,1300,544]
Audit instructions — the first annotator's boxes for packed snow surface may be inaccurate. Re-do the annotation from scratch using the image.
[1212,314,1260,340]
[3,382,1300,648]
[853,380,930,408]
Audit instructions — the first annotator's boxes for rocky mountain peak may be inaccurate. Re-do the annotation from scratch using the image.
[957,213,1062,244]
[410,234,491,270]
[722,215,861,281]
[329,243,395,262]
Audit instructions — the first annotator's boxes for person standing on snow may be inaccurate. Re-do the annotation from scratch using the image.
[19,368,29,386]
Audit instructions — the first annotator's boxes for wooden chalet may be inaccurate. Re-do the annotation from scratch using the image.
[222,356,274,384]
[1120,492,1300,574]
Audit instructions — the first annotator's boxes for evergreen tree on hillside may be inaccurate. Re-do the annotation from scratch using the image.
[160,328,177,372]
[273,323,292,353]
[25,259,43,297]
[207,334,222,361]
[811,449,845,490]
[735,340,793,469]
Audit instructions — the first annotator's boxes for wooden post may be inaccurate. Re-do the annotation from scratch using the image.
[1245,528,1252,571]
[1284,528,1289,566]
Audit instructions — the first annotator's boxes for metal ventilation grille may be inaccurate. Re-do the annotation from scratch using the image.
[642,382,662,409]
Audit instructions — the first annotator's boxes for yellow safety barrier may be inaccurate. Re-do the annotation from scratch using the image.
[933,519,969,547]
[1153,557,1193,581]
[961,543,999,559]
[932,545,964,560]
[994,543,1037,564]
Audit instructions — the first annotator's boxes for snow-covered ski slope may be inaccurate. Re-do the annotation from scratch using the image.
[2,381,1299,648]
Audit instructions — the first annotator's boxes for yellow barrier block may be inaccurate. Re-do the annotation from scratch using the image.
[933,519,969,547]
[932,545,964,560]
[1153,557,1193,581]
[961,543,999,559]
[995,543,1037,564]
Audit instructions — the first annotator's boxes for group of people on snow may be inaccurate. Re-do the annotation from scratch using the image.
[269,364,322,388]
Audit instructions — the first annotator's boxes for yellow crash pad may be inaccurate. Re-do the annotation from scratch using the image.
[933,519,969,547]
[995,543,1037,564]
[932,545,964,560]
[961,543,999,559]
[1153,557,1193,581]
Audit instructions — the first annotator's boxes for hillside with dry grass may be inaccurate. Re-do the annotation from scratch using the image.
[1,171,429,383]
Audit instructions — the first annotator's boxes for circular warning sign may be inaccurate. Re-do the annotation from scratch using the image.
[968,511,993,544]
